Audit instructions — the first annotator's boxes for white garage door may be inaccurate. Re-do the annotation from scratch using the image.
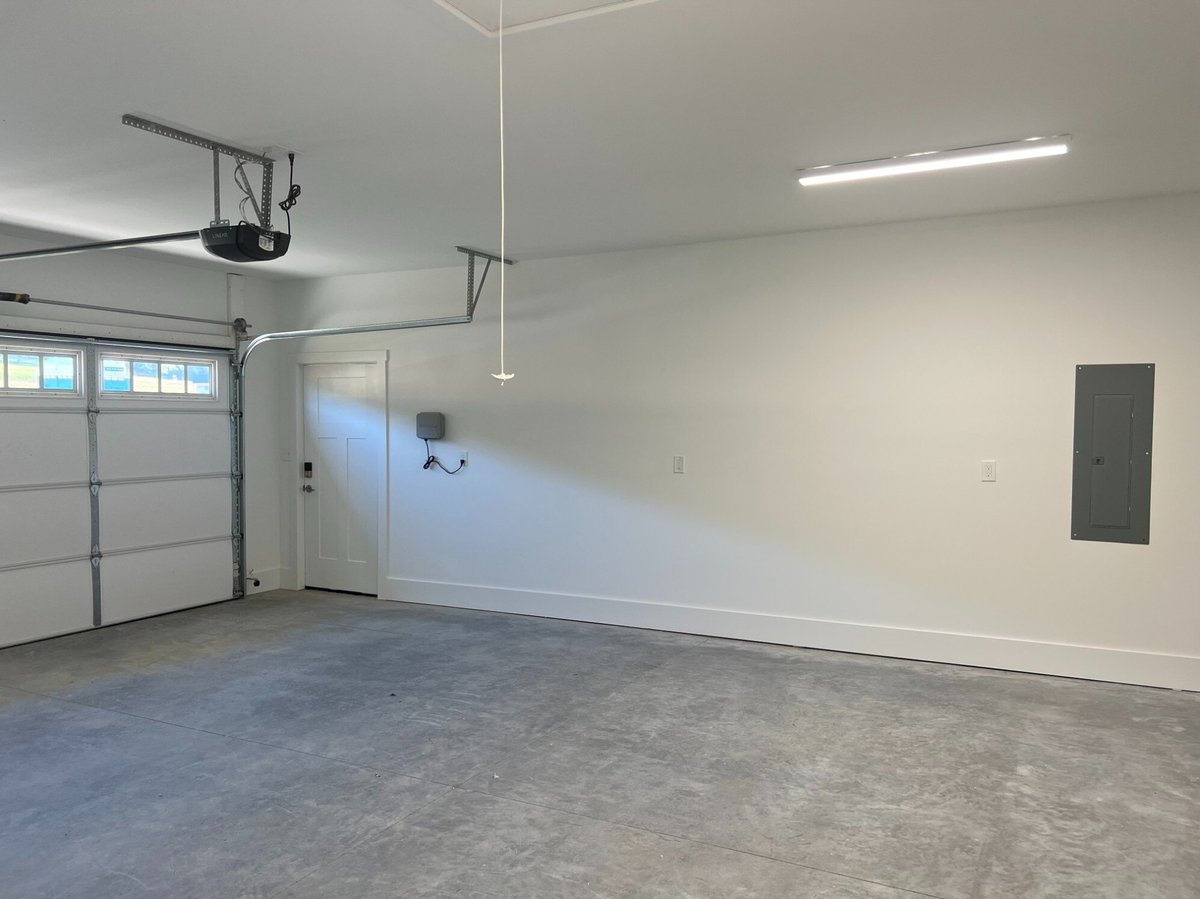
[0,336,237,647]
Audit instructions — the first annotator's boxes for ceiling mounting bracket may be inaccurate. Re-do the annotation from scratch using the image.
[457,245,514,317]
[122,114,276,230]
[211,151,228,226]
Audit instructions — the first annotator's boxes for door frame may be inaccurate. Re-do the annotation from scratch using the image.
[290,350,388,594]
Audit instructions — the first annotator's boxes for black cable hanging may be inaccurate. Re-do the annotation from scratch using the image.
[423,438,464,474]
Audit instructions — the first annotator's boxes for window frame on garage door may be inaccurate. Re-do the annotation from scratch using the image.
[0,342,85,395]
[0,332,241,647]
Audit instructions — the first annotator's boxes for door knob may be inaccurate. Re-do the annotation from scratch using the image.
[301,484,315,493]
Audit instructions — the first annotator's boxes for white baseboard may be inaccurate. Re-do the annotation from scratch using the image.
[275,567,302,591]
[385,577,1200,692]
[246,567,282,594]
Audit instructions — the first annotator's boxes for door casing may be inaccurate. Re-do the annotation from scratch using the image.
[289,350,388,594]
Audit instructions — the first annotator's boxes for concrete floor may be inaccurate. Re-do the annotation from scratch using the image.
[0,591,1196,898]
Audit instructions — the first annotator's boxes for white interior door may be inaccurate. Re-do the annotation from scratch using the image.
[302,362,382,594]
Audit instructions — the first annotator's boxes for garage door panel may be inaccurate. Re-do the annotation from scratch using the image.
[98,413,231,480]
[0,562,94,647]
[0,413,89,486]
[101,479,231,551]
[0,489,92,568]
[101,541,233,624]
[2,340,236,646]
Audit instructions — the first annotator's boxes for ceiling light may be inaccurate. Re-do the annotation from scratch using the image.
[797,136,1070,187]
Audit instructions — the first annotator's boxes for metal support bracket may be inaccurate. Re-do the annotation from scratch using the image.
[211,150,228,226]
[457,246,514,318]
[123,113,276,230]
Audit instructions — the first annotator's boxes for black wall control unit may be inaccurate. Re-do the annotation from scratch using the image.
[1071,363,1154,544]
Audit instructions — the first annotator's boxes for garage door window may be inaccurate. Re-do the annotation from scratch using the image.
[100,354,217,398]
[0,346,82,394]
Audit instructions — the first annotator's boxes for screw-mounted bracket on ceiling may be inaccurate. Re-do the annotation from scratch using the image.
[457,245,514,317]
[433,0,661,37]
[0,116,298,267]
[122,114,276,229]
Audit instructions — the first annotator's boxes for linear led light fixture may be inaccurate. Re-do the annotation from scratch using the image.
[797,135,1070,187]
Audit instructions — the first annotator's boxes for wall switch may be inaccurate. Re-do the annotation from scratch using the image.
[981,460,997,482]
[673,455,686,474]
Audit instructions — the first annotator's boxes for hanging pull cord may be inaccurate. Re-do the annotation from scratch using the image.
[492,0,515,384]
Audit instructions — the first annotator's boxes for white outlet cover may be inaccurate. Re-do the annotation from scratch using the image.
[981,460,997,482]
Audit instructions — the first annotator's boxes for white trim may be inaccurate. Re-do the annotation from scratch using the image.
[277,567,298,592]
[293,350,389,366]
[385,577,1200,692]
[291,350,389,595]
[96,350,220,401]
[0,342,85,397]
[246,566,282,594]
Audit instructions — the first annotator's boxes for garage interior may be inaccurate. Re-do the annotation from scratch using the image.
[1,2,1198,897]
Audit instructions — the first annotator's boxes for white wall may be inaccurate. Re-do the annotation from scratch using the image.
[0,231,287,595]
[237,284,288,595]
[6,197,1194,686]
[275,193,1200,690]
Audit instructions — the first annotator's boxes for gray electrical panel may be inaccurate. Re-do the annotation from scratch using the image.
[416,411,446,440]
[1071,364,1154,544]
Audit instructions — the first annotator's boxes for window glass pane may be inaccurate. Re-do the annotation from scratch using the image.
[0,353,5,388]
[102,358,132,392]
[96,353,217,398]
[161,363,185,394]
[8,354,39,389]
[132,361,159,392]
[42,355,76,390]
[186,364,213,396]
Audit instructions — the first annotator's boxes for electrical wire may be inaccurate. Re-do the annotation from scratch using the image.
[278,152,301,235]
[491,0,514,385]
[423,438,465,475]
[233,159,265,228]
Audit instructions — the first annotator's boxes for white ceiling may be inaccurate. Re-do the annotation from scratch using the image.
[437,0,664,35]
[1,0,1198,279]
